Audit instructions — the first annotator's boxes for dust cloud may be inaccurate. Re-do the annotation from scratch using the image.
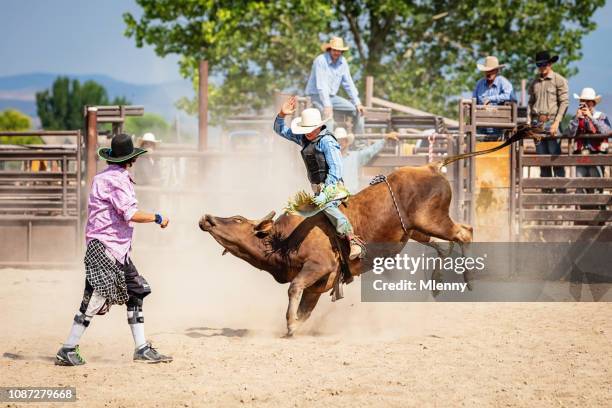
[128,118,434,339]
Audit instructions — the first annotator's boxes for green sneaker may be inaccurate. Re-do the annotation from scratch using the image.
[133,342,173,364]
[55,345,86,366]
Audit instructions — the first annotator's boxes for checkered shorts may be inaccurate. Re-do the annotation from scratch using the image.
[84,240,129,305]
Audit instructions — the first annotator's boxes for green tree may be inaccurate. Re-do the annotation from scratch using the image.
[0,109,41,144]
[36,76,130,130]
[124,1,330,121]
[124,0,604,119]
[124,113,170,140]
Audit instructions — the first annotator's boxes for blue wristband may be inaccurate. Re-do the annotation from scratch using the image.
[155,213,162,224]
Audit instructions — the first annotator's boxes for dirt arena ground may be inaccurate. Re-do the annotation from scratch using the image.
[1,236,611,408]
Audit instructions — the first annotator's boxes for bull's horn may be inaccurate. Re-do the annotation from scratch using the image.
[260,210,276,222]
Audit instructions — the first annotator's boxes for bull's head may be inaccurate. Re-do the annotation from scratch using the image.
[198,211,276,265]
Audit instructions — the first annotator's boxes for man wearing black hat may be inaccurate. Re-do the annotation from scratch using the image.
[528,51,569,180]
[55,133,173,366]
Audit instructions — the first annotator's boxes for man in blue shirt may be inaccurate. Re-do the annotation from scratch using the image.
[473,56,516,105]
[305,37,365,135]
[274,96,363,260]
[472,56,516,140]
[335,127,399,194]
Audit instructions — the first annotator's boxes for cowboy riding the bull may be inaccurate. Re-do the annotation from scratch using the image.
[274,96,364,260]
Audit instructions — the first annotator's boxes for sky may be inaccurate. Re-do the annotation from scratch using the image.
[0,0,610,93]
[568,0,612,94]
[0,0,182,84]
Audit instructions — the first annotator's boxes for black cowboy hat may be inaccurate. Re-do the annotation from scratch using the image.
[98,133,147,163]
[533,50,559,65]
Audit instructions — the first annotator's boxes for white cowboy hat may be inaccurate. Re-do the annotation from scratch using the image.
[320,37,349,52]
[477,56,505,72]
[334,127,355,144]
[290,108,331,134]
[573,87,602,104]
[141,132,161,143]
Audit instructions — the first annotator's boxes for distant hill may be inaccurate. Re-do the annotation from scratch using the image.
[0,73,194,121]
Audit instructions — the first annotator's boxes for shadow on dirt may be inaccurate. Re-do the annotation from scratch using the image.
[185,327,249,338]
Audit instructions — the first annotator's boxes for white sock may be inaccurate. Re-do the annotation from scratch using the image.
[129,323,147,349]
[63,292,106,348]
[64,320,87,348]
[127,308,147,349]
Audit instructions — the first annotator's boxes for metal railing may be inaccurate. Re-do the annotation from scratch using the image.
[510,134,612,242]
[0,131,83,266]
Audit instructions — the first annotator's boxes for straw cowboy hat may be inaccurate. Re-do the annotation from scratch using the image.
[334,127,355,144]
[142,132,160,143]
[98,133,147,163]
[138,132,161,147]
[321,37,349,52]
[574,87,602,104]
[477,56,505,72]
[290,108,331,134]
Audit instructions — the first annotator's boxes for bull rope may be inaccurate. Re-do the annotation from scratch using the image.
[438,125,536,168]
[370,174,409,234]
[428,132,435,163]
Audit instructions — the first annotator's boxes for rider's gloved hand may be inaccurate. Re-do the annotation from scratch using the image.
[313,192,327,207]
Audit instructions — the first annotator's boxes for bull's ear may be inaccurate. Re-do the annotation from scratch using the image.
[253,219,273,237]
[260,210,276,222]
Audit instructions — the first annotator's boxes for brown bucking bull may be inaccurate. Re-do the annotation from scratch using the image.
[199,162,472,337]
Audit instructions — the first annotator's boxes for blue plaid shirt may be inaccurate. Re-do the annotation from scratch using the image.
[305,52,361,107]
[472,75,516,105]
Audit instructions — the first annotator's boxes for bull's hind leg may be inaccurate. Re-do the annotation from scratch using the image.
[411,230,451,297]
[416,216,474,292]
[459,242,474,291]
[416,214,473,244]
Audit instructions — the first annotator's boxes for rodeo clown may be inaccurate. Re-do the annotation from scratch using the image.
[55,133,172,366]
[274,95,364,260]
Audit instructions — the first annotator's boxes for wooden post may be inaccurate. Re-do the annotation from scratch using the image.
[119,105,125,133]
[520,79,527,107]
[86,107,98,189]
[198,60,209,151]
[365,76,374,108]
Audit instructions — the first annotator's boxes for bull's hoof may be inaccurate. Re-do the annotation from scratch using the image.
[464,270,474,291]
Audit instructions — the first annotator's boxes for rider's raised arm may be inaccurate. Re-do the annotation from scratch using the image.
[319,135,343,186]
[340,61,361,107]
[273,114,302,145]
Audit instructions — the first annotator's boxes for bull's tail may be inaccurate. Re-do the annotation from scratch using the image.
[434,125,538,171]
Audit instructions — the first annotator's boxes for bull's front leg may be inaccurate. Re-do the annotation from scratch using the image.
[285,281,305,337]
[285,260,334,338]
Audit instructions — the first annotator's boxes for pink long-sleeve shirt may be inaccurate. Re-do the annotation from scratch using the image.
[85,164,139,263]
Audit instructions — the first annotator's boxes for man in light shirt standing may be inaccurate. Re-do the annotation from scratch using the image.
[305,36,365,134]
